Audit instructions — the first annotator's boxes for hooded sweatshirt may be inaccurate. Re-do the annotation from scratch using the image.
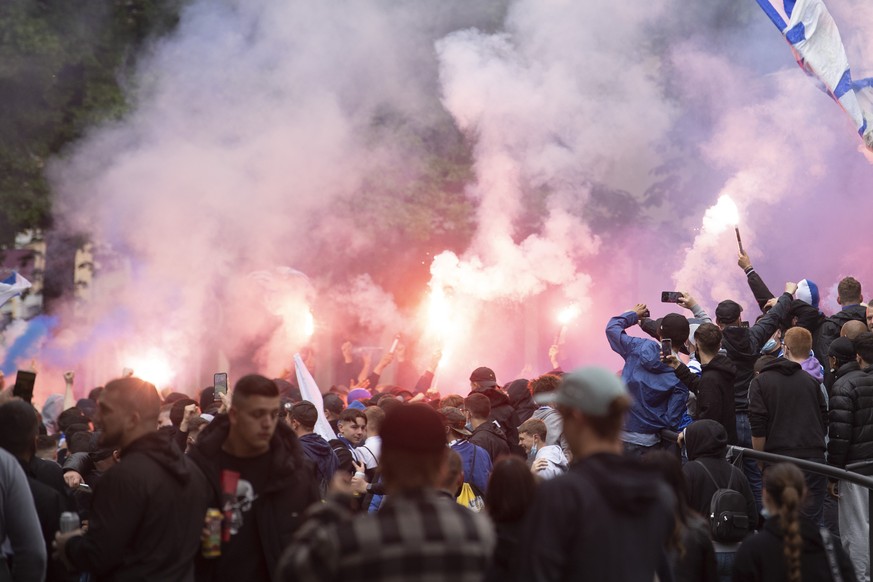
[673,355,738,444]
[505,379,536,424]
[65,430,211,582]
[748,358,827,459]
[532,445,568,480]
[682,420,757,530]
[519,453,675,581]
[472,386,522,452]
[298,432,339,494]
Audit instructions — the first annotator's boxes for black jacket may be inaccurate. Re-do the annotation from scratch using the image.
[674,355,738,444]
[721,292,792,412]
[298,432,339,492]
[519,453,675,582]
[505,379,536,424]
[748,358,827,459]
[733,516,857,581]
[473,386,522,452]
[65,430,211,582]
[820,306,868,386]
[682,420,757,531]
[188,415,320,582]
[19,457,76,582]
[828,363,873,470]
[469,421,511,463]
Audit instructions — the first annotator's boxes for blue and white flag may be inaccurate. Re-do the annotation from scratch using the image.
[294,352,336,442]
[756,0,873,150]
[0,272,31,308]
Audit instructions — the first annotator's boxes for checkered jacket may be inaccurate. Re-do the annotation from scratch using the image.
[277,489,495,582]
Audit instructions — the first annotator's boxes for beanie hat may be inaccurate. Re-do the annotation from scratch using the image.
[796,279,820,309]
[347,388,372,404]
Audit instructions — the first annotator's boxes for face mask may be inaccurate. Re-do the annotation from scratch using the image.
[760,506,771,519]
[465,422,473,432]
[530,444,539,457]
[761,339,778,354]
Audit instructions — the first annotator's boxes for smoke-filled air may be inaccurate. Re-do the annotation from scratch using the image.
[12,0,872,395]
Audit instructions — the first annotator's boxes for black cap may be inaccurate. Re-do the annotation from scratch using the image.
[382,404,446,454]
[469,367,497,387]
[828,337,856,361]
[659,313,690,346]
[716,300,743,323]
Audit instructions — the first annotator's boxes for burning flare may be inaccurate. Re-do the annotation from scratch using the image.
[124,350,174,388]
[701,195,740,234]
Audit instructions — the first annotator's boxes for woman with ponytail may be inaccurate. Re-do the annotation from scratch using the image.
[733,463,856,581]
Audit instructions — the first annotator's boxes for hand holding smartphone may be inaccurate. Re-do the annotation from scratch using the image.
[660,339,673,358]
[661,291,682,303]
[213,373,228,402]
[13,371,36,404]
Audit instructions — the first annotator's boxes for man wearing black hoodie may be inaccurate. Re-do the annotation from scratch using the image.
[519,367,675,581]
[464,393,510,463]
[683,420,757,529]
[469,367,523,456]
[189,375,320,582]
[54,377,211,581]
[716,276,796,508]
[666,323,738,443]
[749,326,828,525]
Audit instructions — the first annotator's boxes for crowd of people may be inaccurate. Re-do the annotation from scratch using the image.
[0,250,872,581]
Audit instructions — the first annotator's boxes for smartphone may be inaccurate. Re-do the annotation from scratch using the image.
[740,321,750,329]
[13,371,36,404]
[661,291,682,303]
[660,339,673,358]
[213,373,228,402]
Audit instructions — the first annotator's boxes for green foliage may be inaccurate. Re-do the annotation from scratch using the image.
[0,0,183,247]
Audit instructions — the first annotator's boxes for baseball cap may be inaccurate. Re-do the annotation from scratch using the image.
[659,313,690,346]
[715,300,743,323]
[469,367,498,387]
[381,404,446,454]
[828,337,855,361]
[535,367,628,416]
[439,406,472,437]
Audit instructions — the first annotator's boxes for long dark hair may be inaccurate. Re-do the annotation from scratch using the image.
[764,463,806,582]
[643,450,695,557]
[486,456,537,524]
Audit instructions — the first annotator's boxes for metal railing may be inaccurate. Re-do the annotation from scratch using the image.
[661,429,873,570]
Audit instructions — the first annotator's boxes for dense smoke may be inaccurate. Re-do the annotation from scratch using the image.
[17,0,871,395]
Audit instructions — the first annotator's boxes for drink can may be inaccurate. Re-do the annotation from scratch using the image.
[202,508,222,558]
[60,512,80,533]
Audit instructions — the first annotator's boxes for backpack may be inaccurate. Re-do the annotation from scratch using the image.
[693,460,750,543]
[456,444,485,512]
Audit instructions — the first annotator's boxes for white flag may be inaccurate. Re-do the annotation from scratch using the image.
[294,353,336,442]
[755,0,873,150]
[0,272,31,308]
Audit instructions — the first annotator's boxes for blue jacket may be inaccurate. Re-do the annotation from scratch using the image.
[450,440,492,494]
[606,311,688,434]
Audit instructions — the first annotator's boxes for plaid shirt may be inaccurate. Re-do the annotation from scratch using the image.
[277,489,495,582]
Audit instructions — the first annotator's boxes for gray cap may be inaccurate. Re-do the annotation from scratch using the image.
[535,367,627,415]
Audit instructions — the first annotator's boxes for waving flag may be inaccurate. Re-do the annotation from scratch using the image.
[294,352,336,442]
[756,0,873,151]
[0,272,31,308]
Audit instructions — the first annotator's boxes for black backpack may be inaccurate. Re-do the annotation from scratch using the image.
[693,460,750,543]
